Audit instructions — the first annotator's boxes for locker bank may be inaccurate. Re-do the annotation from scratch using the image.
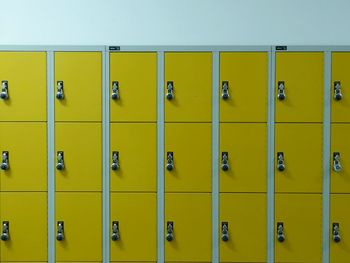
[0,45,349,263]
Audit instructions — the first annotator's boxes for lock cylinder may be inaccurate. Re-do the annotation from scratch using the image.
[111,81,120,100]
[221,222,229,241]
[221,81,229,100]
[277,152,285,172]
[277,222,285,242]
[221,152,229,171]
[56,151,65,170]
[1,80,9,100]
[333,223,341,243]
[1,221,9,241]
[56,221,64,241]
[166,221,174,241]
[56,81,64,100]
[333,152,342,172]
[1,151,9,170]
[111,221,120,241]
[166,152,174,171]
[334,81,343,101]
[277,81,286,101]
[111,151,120,170]
[166,81,174,100]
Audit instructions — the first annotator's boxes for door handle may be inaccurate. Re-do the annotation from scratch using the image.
[221,152,229,171]
[334,81,343,101]
[332,223,341,243]
[277,222,285,242]
[333,152,342,172]
[166,152,174,171]
[221,81,229,100]
[1,151,9,170]
[277,81,286,101]
[111,81,120,100]
[56,221,64,241]
[56,81,64,100]
[56,151,65,170]
[221,222,229,241]
[111,221,120,241]
[276,152,285,172]
[111,151,120,170]
[166,221,174,241]
[166,81,174,100]
[1,221,9,241]
[1,80,9,100]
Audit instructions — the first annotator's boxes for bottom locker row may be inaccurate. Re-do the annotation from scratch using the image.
[0,193,348,262]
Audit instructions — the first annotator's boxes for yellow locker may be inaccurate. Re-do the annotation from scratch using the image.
[332,52,350,122]
[110,123,156,192]
[220,123,267,193]
[110,52,157,122]
[165,193,211,262]
[275,193,322,263]
[54,52,102,121]
[0,192,47,261]
[165,123,211,192]
[56,192,102,261]
[220,52,268,122]
[275,123,323,193]
[110,193,156,261]
[164,52,212,122]
[55,123,102,191]
[0,52,46,121]
[275,52,324,123]
[0,123,47,191]
[330,194,350,263]
[331,124,350,193]
[220,193,266,262]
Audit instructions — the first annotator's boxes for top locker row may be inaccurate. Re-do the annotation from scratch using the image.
[0,51,350,123]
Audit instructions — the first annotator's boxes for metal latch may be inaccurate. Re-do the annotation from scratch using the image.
[56,221,64,241]
[111,221,120,241]
[1,221,9,241]
[1,151,9,170]
[111,151,119,170]
[1,80,9,100]
[333,152,342,172]
[166,152,174,171]
[166,221,174,241]
[222,81,229,100]
[277,81,286,101]
[56,151,65,170]
[277,222,285,242]
[277,152,285,172]
[56,81,64,100]
[221,222,229,241]
[334,81,342,101]
[166,81,174,100]
[111,81,120,100]
[332,223,341,243]
[221,152,229,171]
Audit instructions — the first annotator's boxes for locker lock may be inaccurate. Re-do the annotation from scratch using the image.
[166,81,174,100]
[1,151,9,170]
[277,81,286,101]
[332,223,341,243]
[111,221,120,241]
[276,152,285,172]
[111,81,120,100]
[221,152,229,171]
[1,80,9,100]
[166,221,174,241]
[334,81,343,101]
[56,221,64,241]
[333,152,342,172]
[56,81,64,100]
[111,151,120,170]
[277,222,285,242]
[221,222,229,242]
[221,81,229,100]
[166,152,174,171]
[1,221,9,241]
[56,151,65,170]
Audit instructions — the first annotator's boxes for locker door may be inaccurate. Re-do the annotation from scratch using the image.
[165,123,211,192]
[110,52,157,122]
[331,124,350,193]
[110,193,156,261]
[332,52,350,122]
[0,192,47,261]
[275,194,322,263]
[275,123,323,193]
[110,123,156,192]
[0,52,46,121]
[55,123,102,191]
[220,193,266,262]
[220,52,268,122]
[0,123,47,191]
[165,193,211,262]
[220,123,267,193]
[164,52,212,122]
[54,52,102,121]
[330,194,350,263]
[275,52,324,123]
[55,192,102,261]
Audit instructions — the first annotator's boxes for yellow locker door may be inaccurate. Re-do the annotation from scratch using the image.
[165,123,211,192]
[110,123,156,192]
[332,52,350,122]
[275,194,322,263]
[55,123,102,191]
[164,52,212,122]
[0,52,46,121]
[275,52,324,123]
[220,52,268,122]
[220,123,267,193]
[110,52,157,122]
[275,123,323,193]
[0,123,47,191]
[110,193,156,261]
[165,193,211,262]
[331,124,350,193]
[0,192,47,261]
[330,194,350,263]
[219,193,266,262]
[54,52,102,121]
[56,192,102,261]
